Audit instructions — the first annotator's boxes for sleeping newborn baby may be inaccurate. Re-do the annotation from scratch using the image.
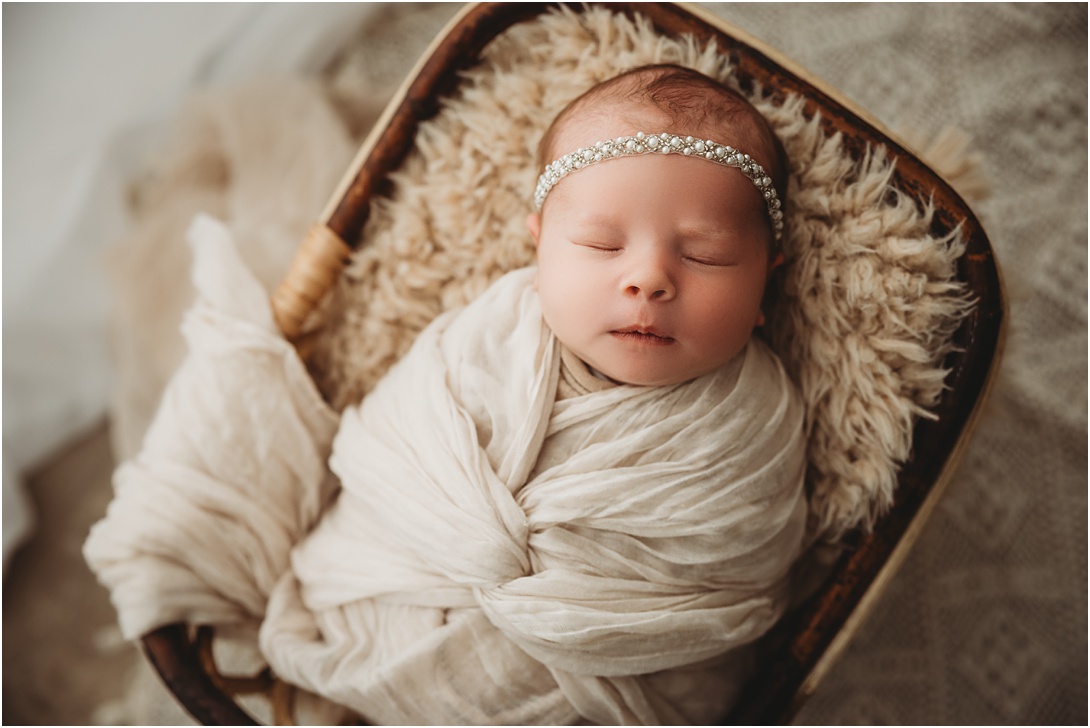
[257,63,810,725]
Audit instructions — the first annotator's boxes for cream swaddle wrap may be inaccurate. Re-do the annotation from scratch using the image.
[86,216,809,724]
[260,263,810,723]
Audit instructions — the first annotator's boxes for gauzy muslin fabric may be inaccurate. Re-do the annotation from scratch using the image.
[86,215,810,725]
[261,253,810,722]
[84,214,340,639]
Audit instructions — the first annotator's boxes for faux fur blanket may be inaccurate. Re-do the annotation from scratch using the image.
[303,7,970,541]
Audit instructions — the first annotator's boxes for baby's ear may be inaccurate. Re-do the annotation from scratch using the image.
[757,252,785,327]
[526,212,542,246]
[767,251,784,280]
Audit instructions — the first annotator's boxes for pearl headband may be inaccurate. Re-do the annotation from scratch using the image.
[534,131,784,242]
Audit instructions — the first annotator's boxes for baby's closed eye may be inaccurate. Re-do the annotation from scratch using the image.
[683,254,737,267]
[575,240,623,252]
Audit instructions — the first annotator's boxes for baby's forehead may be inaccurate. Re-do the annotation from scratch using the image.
[546,98,767,168]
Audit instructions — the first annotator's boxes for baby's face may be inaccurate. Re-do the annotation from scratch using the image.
[529,139,776,387]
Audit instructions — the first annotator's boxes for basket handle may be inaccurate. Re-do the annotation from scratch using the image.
[266,2,537,341]
[270,223,352,340]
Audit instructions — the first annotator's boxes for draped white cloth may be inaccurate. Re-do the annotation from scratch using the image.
[87,215,810,724]
[262,256,810,722]
[84,215,340,638]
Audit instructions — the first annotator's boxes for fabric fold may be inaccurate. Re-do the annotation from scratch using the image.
[84,214,339,640]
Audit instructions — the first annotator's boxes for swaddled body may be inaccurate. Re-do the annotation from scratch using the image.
[260,267,808,724]
[260,64,809,724]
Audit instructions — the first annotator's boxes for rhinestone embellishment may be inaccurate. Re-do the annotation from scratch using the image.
[534,132,784,242]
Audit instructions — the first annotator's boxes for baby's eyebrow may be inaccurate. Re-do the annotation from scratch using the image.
[678,225,726,239]
[570,214,625,232]
[676,223,738,243]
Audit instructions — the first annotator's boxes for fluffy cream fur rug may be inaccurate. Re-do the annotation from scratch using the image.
[302,7,971,538]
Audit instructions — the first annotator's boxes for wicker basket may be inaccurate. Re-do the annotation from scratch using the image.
[141,2,1006,724]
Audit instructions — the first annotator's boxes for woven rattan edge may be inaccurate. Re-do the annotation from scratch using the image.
[318,2,481,226]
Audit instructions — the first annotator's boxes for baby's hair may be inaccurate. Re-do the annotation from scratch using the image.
[538,64,788,207]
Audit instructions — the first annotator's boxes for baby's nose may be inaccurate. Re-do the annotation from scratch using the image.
[624,283,672,300]
[622,259,675,301]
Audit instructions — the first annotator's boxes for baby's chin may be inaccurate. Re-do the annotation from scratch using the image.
[612,371,701,387]
[585,357,711,388]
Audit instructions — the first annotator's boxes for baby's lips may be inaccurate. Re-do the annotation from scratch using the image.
[611,326,675,342]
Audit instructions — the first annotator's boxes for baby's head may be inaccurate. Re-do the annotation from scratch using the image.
[527,64,788,387]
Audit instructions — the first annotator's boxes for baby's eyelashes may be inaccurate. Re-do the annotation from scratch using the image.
[569,239,739,267]
[683,255,735,267]
[575,241,622,252]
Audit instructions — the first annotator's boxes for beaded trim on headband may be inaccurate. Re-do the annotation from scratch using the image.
[534,132,784,242]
